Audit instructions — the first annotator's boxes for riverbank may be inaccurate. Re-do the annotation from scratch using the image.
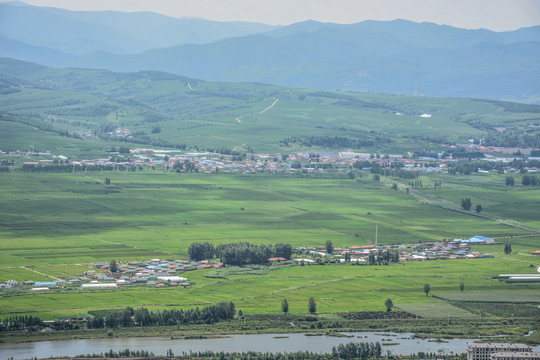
[1,315,538,345]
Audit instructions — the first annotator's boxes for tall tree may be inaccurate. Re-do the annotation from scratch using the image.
[461,198,472,211]
[476,204,482,213]
[385,298,393,312]
[505,176,514,186]
[424,283,431,296]
[459,281,465,293]
[281,299,289,314]
[308,297,317,314]
[325,240,334,255]
[109,259,118,273]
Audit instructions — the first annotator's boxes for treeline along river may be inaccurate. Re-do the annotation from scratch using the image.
[3,332,539,359]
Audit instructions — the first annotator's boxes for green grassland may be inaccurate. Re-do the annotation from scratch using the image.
[0,258,538,321]
[0,171,539,322]
[1,171,538,265]
[2,59,540,155]
[1,60,540,335]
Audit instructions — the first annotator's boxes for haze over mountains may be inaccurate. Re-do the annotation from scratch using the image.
[1,1,539,102]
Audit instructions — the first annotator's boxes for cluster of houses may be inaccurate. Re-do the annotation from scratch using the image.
[6,142,540,175]
[0,236,508,293]
[298,236,497,263]
[78,258,223,289]
[1,259,224,292]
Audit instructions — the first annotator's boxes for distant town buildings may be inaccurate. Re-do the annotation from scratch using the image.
[467,343,539,360]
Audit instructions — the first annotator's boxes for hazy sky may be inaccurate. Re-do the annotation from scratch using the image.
[3,0,540,30]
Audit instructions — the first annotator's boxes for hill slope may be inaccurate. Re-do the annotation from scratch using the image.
[1,58,539,155]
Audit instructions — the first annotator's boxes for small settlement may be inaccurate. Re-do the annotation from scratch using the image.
[0,259,223,292]
[1,236,504,292]
[298,236,497,263]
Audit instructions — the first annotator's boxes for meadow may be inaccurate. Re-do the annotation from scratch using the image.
[2,59,539,155]
[0,171,539,322]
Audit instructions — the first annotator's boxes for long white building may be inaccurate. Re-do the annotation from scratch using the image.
[467,344,533,360]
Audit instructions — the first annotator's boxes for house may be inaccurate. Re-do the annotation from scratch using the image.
[268,257,287,262]
[34,281,56,288]
[531,250,540,255]
[81,283,117,289]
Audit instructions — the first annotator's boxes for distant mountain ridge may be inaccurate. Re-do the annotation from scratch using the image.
[0,2,539,101]
[0,2,279,54]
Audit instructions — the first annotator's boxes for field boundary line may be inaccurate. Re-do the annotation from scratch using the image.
[383,177,540,234]
[22,266,63,281]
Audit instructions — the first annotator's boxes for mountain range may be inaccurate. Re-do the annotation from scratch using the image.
[1,2,539,101]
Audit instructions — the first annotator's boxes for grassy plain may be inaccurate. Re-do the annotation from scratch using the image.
[1,258,538,321]
[0,171,539,323]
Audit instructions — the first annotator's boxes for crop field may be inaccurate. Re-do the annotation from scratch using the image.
[1,170,539,321]
[434,291,540,303]
[0,258,538,320]
[1,171,538,265]
[396,303,480,319]
[419,173,540,230]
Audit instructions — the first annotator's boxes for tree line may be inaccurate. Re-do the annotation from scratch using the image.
[154,341,385,360]
[188,241,292,265]
[0,315,44,332]
[506,175,539,186]
[76,349,155,358]
[331,341,383,359]
[280,135,390,149]
[354,161,419,179]
[87,302,236,329]
[367,249,400,265]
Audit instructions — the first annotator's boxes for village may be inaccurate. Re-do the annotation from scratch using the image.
[2,235,525,293]
[9,139,539,176]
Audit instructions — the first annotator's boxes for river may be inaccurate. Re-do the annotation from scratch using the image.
[1,332,539,359]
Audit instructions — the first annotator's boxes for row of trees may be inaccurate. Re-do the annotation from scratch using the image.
[423,282,465,296]
[506,175,539,186]
[281,135,389,150]
[521,175,539,186]
[367,250,400,265]
[188,241,292,265]
[282,297,393,315]
[281,297,317,314]
[180,349,353,360]
[360,162,419,179]
[0,315,44,332]
[77,349,155,358]
[331,341,383,359]
[460,198,482,213]
[87,302,236,329]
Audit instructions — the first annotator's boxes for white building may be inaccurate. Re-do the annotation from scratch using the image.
[81,283,118,289]
[467,343,532,360]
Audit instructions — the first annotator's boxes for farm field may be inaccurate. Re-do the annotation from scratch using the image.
[1,171,539,322]
[1,258,539,321]
[1,171,538,265]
